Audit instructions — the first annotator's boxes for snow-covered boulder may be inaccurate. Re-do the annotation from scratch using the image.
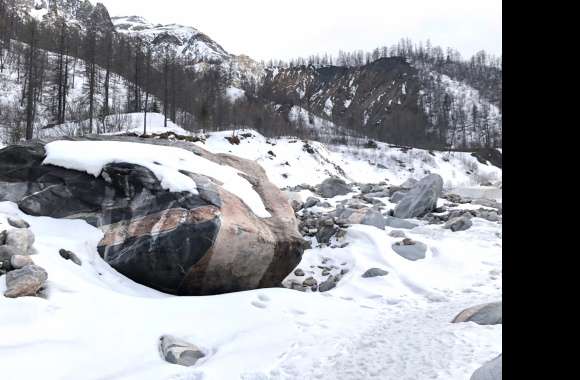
[0,137,306,296]
[394,174,443,219]
[470,354,502,380]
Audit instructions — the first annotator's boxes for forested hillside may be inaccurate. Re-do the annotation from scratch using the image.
[0,0,502,149]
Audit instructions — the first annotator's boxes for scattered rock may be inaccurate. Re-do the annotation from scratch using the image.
[59,249,83,266]
[452,301,502,325]
[471,198,502,212]
[4,265,48,298]
[318,276,338,292]
[385,216,418,230]
[362,268,389,278]
[0,229,6,245]
[360,209,387,229]
[317,177,352,198]
[394,174,443,219]
[304,197,321,209]
[442,193,466,204]
[303,277,318,287]
[5,228,35,255]
[444,216,473,232]
[389,230,407,238]
[159,335,205,367]
[7,217,30,228]
[294,268,305,277]
[392,239,428,261]
[470,354,502,380]
[316,225,339,245]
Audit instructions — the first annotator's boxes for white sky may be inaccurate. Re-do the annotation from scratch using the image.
[96,0,502,62]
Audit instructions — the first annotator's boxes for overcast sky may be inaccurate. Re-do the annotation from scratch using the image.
[96,0,502,62]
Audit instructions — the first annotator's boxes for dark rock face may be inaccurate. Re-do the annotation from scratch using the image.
[0,138,305,296]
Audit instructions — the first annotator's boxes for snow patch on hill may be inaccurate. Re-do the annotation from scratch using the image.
[197,130,501,190]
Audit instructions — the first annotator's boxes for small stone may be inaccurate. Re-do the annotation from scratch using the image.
[159,335,205,367]
[389,230,407,238]
[304,197,321,209]
[321,269,331,276]
[59,249,83,266]
[444,216,473,232]
[0,230,6,245]
[7,217,30,229]
[303,277,318,287]
[4,265,48,298]
[392,239,428,261]
[318,276,337,292]
[294,268,305,277]
[362,268,389,278]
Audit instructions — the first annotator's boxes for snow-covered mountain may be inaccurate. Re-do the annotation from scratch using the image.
[10,0,114,33]
[112,15,231,64]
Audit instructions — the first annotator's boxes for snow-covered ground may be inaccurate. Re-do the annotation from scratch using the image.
[0,126,501,380]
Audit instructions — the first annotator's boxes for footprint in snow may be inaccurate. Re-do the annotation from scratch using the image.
[251,301,268,309]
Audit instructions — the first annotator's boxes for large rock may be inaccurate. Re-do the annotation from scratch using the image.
[394,174,443,219]
[452,302,502,325]
[159,335,205,367]
[470,354,502,380]
[317,177,352,198]
[4,265,48,298]
[0,137,306,296]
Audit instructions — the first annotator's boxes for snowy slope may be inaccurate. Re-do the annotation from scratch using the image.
[195,129,502,190]
[0,41,131,144]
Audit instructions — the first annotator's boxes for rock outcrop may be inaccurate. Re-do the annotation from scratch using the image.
[0,137,306,296]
